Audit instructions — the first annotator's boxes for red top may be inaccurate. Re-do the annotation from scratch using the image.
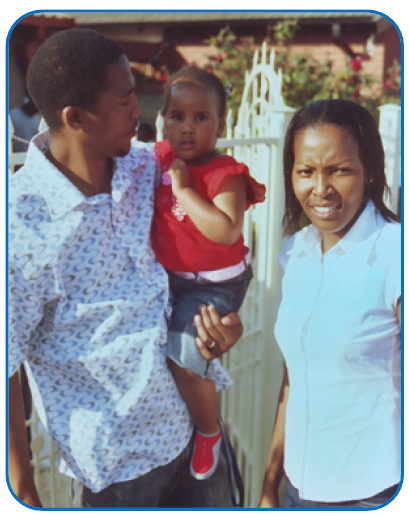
[152,140,263,272]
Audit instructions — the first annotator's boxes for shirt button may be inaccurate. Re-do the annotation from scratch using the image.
[112,191,121,203]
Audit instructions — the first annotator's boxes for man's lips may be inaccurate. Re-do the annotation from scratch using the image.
[128,121,139,137]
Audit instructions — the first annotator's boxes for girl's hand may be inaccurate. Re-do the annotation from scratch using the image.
[194,305,244,360]
[168,159,190,195]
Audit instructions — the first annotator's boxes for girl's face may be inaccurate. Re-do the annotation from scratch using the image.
[164,83,225,165]
[292,124,367,252]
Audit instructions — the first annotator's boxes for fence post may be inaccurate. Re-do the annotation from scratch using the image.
[378,104,401,214]
[252,105,295,506]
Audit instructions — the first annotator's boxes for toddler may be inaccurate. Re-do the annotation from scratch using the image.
[152,65,264,480]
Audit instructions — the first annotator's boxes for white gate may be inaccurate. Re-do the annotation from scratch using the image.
[216,44,294,507]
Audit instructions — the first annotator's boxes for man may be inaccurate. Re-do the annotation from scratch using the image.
[8,29,247,508]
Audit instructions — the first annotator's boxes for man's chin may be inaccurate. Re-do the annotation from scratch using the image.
[115,143,132,157]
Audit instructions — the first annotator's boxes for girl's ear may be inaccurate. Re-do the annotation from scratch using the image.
[217,119,226,138]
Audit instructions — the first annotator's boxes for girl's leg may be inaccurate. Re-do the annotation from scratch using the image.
[170,361,218,435]
[170,361,221,480]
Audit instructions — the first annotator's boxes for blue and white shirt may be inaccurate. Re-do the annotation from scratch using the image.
[8,132,231,492]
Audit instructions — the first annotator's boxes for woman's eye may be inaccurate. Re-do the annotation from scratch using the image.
[333,168,351,176]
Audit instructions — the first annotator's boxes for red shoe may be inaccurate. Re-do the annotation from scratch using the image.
[190,428,222,480]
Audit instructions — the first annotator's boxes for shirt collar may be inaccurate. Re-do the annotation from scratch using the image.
[334,200,380,254]
[289,200,382,259]
[24,132,152,220]
[25,131,88,219]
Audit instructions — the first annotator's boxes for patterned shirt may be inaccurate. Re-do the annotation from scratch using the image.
[8,132,231,492]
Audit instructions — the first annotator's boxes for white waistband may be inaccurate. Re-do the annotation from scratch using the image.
[174,252,250,283]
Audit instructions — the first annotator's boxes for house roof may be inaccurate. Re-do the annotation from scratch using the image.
[30,11,385,26]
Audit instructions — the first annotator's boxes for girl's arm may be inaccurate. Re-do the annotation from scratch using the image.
[168,159,246,246]
[258,369,290,508]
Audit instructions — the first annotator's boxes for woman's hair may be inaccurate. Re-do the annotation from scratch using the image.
[283,99,398,234]
[27,29,125,132]
[161,65,227,118]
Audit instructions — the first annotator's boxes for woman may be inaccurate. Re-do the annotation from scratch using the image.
[259,99,401,509]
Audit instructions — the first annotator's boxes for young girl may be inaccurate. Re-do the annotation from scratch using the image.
[151,65,264,480]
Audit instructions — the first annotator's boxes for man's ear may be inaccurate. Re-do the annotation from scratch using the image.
[61,106,83,130]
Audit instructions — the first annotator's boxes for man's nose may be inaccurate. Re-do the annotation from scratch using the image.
[132,94,142,118]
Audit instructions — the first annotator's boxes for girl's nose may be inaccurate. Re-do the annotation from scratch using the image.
[182,120,194,133]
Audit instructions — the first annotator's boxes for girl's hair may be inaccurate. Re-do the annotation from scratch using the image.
[162,65,227,118]
[283,99,399,234]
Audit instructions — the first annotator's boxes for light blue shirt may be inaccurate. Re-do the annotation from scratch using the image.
[8,132,231,492]
[275,201,401,501]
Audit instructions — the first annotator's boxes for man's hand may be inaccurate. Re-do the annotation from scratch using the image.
[194,305,244,360]
[8,373,42,508]
[168,159,190,195]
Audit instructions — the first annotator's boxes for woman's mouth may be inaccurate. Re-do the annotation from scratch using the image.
[311,204,341,219]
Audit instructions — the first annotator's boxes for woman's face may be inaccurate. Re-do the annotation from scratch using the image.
[292,124,367,252]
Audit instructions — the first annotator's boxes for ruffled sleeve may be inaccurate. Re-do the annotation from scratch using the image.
[206,160,265,209]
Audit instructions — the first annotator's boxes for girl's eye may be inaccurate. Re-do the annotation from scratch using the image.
[172,114,183,121]
[196,115,207,121]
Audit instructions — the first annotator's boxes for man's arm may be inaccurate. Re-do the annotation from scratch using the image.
[8,372,42,507]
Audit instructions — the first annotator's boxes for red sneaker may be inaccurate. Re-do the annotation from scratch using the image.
[190,428,222,480]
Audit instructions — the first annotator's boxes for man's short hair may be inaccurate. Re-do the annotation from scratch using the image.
[27,28,125,132]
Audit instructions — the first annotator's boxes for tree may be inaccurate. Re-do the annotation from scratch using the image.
[204,21,401,121]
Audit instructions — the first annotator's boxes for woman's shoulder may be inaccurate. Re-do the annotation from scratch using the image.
[375,214,401,247]
[279,225,314,269]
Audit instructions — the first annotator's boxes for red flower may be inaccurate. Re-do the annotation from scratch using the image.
[206,68,214,74]
[352,89,360,100]
[160,74,168,83]
[350,58,362,72]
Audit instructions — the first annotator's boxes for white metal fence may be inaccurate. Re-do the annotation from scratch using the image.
[8,40,401,508]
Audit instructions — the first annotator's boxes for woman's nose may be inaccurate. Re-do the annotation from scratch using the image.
[313,173,331,196]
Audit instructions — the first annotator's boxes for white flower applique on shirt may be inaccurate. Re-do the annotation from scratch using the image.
[162,167,187,222]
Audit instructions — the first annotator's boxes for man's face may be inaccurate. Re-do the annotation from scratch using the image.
[82,54,142,158]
